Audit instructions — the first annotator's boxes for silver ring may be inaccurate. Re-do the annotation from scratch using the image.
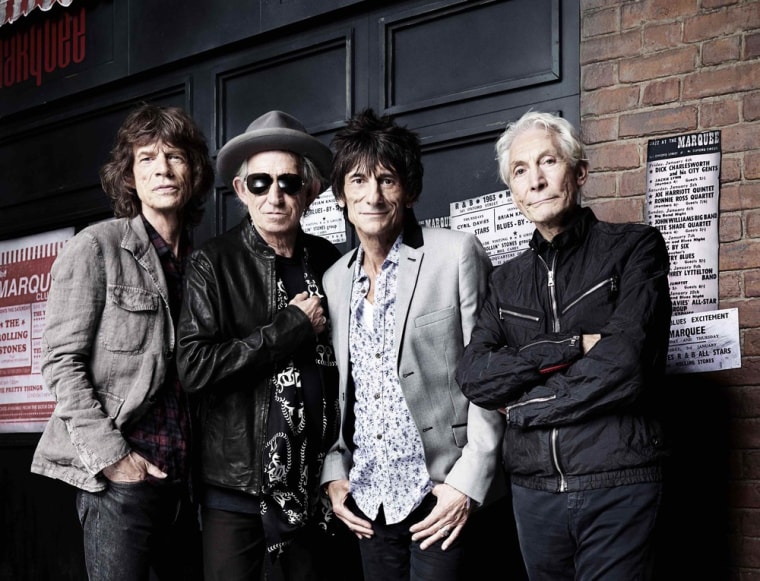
[320,316,327,324]
[440,526,450,537]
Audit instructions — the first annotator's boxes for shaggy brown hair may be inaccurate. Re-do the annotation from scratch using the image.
[330,108,423,206]
[99,103,214,226]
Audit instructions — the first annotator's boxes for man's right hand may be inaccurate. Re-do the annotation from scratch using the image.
[289,291,326,334]
[102,451,167,483]
[324,479,374,539]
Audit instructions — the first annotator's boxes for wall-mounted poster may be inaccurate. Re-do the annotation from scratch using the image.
[645,130,740,374]
[0,227,74,433]
[300,187,346,244]
[450,190,534,266]
[666,308,740,374]
[645,131,721,316]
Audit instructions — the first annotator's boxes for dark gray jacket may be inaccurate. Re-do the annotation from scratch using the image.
[456,207,672,492]
[32,217,176,492]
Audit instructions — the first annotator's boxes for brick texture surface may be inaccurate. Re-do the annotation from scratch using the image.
[580,0,760,576]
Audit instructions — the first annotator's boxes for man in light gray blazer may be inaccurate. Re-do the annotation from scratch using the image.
[320,109,504,581]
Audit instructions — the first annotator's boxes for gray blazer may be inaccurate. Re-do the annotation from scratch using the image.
[320,223,504,505]
[31,216,174,492]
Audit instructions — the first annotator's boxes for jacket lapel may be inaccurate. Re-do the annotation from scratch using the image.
[336,252,357,380]
[121,216,170,310]
[395,243,423,362]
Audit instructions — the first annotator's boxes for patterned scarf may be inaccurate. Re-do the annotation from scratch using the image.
[260,254,339,559]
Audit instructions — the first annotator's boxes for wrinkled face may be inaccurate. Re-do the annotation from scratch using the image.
[508,127,587,240]
[131,140,191,221]
[234,150,310,247]
[339,163,413,246]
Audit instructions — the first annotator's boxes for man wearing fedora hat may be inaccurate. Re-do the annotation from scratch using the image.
[177,111,349,580]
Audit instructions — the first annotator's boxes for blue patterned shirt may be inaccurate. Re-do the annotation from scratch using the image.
[348,236,432,524]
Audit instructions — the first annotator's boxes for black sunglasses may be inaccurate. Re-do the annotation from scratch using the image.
[245,173,304,196]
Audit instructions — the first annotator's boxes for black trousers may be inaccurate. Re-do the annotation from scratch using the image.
[201,506,363,581]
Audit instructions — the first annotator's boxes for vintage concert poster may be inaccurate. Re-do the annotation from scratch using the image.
[0,227,73,433]
[646,130,721,316]
[450,189,534,266]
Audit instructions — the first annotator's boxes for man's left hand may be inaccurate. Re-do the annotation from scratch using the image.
[409,483,471,551]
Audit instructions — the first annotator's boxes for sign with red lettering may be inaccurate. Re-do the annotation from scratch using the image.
[1,2,125,118]
[0,4,85,88]
[0,227,73,433]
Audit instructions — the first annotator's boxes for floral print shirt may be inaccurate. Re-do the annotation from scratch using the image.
[348,236,432,524]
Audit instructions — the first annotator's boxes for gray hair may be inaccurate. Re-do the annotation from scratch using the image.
[495,111,587,187]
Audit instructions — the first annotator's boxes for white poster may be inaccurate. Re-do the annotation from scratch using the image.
[646,131,721,316]
[0,227,74,433]
[300,187,346,244]
[667,309,740,374]
[450,190,533,266]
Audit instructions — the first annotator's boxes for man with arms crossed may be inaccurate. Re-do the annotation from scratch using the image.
[457,111,672,580]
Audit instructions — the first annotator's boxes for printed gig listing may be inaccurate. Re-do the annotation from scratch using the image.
[450,190,533,266]
[646,130,739,375]
[0,228,73,433]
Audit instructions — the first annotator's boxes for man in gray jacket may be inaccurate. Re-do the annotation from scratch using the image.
[31,103,214,581]
[320,109,504,581]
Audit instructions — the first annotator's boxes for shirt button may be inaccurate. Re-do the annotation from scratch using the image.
[376,434,382,440]
[374,393,381,400]
[375,353,381,358]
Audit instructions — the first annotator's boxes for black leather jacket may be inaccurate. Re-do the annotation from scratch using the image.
[176,218,340,494]
[457,207,672,492]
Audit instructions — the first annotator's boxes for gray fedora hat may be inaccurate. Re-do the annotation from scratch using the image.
[216,110,332,189]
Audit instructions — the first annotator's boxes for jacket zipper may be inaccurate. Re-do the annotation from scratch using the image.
[551,428,567,491]
[499,308,540,322]
[507,394,569,492]
[505,394,556,417]
[538,252,561,332]
[518,335,579,352]
[562,276,618,315]
[539,248,565,490]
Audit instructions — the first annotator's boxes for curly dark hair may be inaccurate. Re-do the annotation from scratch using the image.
[330,108,423,205]
[99,103,214,226]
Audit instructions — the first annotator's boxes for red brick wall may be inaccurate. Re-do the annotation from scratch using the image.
[580,0,760,576]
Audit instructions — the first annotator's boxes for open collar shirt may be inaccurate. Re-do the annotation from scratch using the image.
[123,216,192,486]
[348,235,432,524]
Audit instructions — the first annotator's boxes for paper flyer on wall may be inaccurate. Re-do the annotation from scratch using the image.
[645,131,721,316]
[300,187,346,244]
[0,227,74,433]
[666,308,740,374]
[645,130,739,374]
[450,190,534,266]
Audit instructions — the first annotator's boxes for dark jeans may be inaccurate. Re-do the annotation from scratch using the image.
[511,482,662,581]
[76,480,202,581]
[202,506,354,581]
[350,494,465,581]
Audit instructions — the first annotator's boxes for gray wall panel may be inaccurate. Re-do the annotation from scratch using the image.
[382,0,559,113]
